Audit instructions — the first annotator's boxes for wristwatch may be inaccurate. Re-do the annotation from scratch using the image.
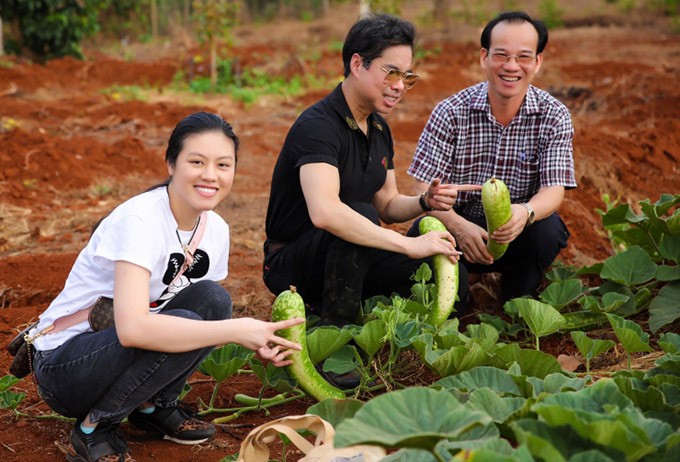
[419,192,434,212]
[521,203,535,227]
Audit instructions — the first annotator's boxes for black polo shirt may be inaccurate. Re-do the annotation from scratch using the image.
[265,83,395,243]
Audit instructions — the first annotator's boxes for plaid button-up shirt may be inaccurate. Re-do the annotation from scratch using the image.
[408,82,577,218]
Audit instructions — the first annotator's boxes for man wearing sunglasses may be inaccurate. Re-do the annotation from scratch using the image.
[408,11,576,308]
[263,14,477,387]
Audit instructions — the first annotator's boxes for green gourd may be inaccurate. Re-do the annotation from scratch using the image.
[482,178,512,260]
[271,286,345,401]
[419,216,458,326]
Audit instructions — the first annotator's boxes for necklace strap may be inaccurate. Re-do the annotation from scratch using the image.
[170,211,208,287]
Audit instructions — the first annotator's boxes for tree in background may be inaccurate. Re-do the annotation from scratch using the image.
[192,0,241,88]
[0,0,104,60]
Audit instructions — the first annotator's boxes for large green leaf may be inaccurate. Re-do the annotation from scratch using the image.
[656,264,680,282]
[380,449,437,462]
[435,366,522,396]
[658,333,680,354]
[429,342,491,377]
[511,299,565,349]
[465,388,526,423]
[606,313,653,354]
[649,282,680,333]
[571,331,616,361]
[492,344,563,379]
[307,398,364,428]
[539,279,584,311]
[659,236,680,262]
[542,373,588,394]
[531,379,674,460]
[465,323,500,349]
[334,387,492,451]
[352,319,386,357]
[600,246,657,286]
[307,326,352,365]
[512,419,623,462]
[198,343,252,382]
[513,298,566,336]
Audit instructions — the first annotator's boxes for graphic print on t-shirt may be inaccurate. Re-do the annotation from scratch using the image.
[150,249,210,310]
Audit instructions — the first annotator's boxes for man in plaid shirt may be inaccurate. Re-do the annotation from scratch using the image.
[408,11,577,308]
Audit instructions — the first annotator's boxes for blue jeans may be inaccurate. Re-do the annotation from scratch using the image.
[33,280,231,424]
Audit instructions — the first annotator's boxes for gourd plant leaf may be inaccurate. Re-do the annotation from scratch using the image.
[571,331,615,362]
[542,373,589,394]
[658,332,680,354]
[511,298,565,349]
[307,397,364,429]
[465,323,500,350]
[640,194,680,236]
[606,313,653,354]
[394,320,420,348]
[307,326,352,365]
[0,389,26,411]
[601,202,638,228]
[601,292,629,312]
[656,264,680,282]
[334,387,492,451]
[491,344,564,380]
[539,279,584,311]
[436,437,532,462]
[465,388,526,424]
[531,379,666,460]
[658,235,680,262]
[352,318,386,357]
[648,281,680,333]
[597,281,637,316]
[322,344,359,375]
[249,358,296,392]
[0,376,26,410]
[545,266,578,283]
[435,365,523,397]
[0,375,21,392]
[600,245,657,286]
[380,448,437,462]
[198,343,252,382]
[429,342,491,377]
[512,419,623,462]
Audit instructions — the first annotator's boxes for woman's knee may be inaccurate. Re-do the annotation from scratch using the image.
[168,280,232,321]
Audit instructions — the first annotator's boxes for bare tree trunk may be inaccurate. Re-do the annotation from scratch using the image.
[151,0,159,39]
[210,38,217,88]
[359,0,371,17]
[183,0,191,26]
[321,0,329,16]
[433,0,451,30]
[0,15,4,56]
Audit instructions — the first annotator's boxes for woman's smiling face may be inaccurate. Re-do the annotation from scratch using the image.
[167,130,236,228]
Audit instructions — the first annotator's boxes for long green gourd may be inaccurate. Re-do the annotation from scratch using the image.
[419,216,458,326]
[271,286,345,401]
[482,177,512,260]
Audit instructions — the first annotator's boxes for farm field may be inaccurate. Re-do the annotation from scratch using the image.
[1,1,679,461]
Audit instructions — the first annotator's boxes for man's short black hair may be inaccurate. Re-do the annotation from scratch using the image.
[481,11,549,54]
[342,14,416,77]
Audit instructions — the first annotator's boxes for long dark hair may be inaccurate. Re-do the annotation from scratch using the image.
[92,112,239,234]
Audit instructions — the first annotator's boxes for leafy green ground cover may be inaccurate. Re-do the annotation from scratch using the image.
[3,194,678,460]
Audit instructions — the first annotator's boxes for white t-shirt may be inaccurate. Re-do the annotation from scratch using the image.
[31,187,230,351]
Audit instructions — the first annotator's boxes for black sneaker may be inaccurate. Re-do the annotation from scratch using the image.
[68,421,134,462]
[127,404,215,445]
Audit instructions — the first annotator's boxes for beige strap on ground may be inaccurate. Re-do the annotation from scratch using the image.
[237,414,385,462]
